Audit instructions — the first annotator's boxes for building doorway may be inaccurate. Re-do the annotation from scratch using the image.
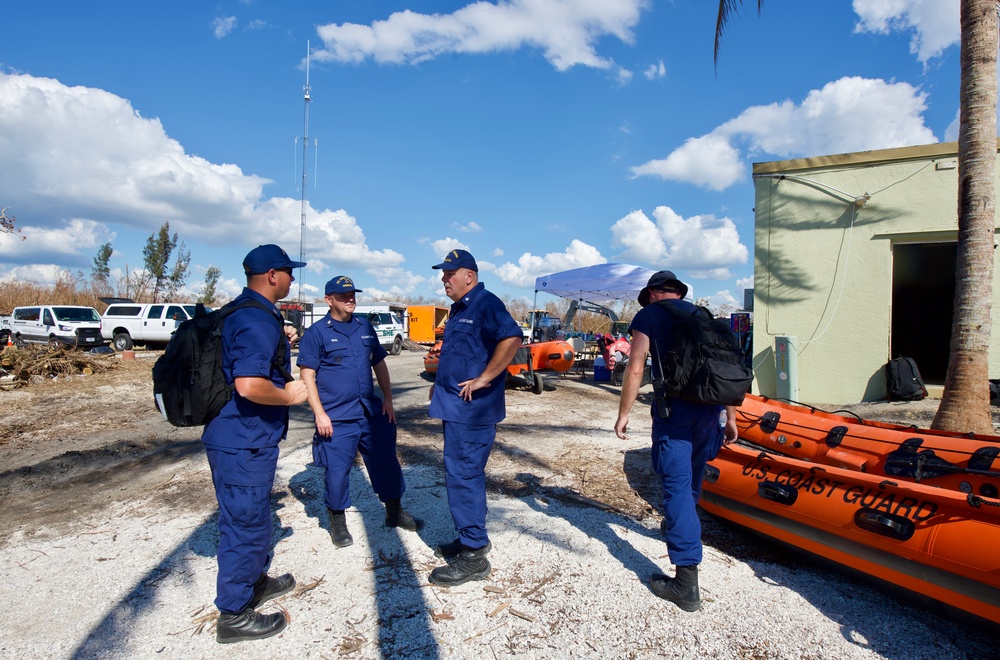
[890,242,955,384]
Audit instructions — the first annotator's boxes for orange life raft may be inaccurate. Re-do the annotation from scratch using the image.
[734,394,1000,497]
[702,394,1000,626]
[701,441,1000,626]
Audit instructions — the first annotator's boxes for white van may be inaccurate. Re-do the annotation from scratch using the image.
[11,305,104,348]
[102,302,203,350]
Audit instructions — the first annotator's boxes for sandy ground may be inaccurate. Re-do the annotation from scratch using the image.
[0,349,997,659]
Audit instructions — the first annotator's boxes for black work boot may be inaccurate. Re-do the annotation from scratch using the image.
[384,498,421,531]
[650,565,701,612]
[216,607,287,644]
[247,572,296,610]
[328,509,353,548]
[434,538,492,560]
[429,545,491,586]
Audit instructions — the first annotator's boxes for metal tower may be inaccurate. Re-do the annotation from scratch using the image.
[297,41,312,300]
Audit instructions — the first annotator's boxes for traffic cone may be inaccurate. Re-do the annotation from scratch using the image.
[5,335,11,348]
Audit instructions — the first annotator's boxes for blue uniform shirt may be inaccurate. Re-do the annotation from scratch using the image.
[629,299,723,434]
[429,282,522,425]
[297,314,387,420]
[202,288,292,450]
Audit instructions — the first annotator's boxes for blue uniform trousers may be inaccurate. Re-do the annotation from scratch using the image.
[651,412,723,567]
[312,410,405,510]
[442,421,495,549]
[205,446,278,613]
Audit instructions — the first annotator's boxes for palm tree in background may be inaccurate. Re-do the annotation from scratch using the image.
[715,0,997,434]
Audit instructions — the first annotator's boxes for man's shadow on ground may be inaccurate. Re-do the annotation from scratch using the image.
[69,488,293,658]
[288,461,447,659]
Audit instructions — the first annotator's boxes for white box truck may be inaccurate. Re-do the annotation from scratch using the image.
[354,303,407,355]
[279,301,407,355]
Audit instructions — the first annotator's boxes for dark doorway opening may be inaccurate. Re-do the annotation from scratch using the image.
[890,242,955,384]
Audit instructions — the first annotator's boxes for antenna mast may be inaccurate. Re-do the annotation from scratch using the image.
[297,41,312,300]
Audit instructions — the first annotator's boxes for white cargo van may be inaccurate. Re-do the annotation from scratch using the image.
[11,305,104,348]
[102,302,203,350]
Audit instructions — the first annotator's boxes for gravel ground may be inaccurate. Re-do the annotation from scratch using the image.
[0,351,997,658]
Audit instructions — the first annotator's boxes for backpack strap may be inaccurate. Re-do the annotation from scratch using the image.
[225,298,294,384]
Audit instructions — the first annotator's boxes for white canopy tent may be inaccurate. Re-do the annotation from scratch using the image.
[533,263,692,306]
[531,263,693,340]
[534,263,655,305]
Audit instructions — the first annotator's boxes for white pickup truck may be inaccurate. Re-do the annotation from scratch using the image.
[101,302,203,350]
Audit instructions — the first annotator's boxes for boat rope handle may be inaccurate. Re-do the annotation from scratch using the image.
[735,408,1000,461]
[967,494,1000,508]
[879,480,898,488]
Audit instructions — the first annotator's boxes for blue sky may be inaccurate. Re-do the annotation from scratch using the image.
[0,1,966,309]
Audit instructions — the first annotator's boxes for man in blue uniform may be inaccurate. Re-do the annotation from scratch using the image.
[297,275,419,548]
[202,244,309,643]
[427,250,523,586]
[614,270,738,612]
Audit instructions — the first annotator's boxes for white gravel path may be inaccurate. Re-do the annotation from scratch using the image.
[2,430,995,659]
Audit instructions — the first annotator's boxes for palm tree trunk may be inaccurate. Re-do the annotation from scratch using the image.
[932,0,997,433]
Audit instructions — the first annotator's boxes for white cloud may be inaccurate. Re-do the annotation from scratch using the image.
[213,16,238,39]
[0,264,73,286]
[361,266,428,298]
[704,289,739,312]
[853,0,958,63]
[736,276,753,290]
[0,218,114,265]
[0,73,400,271]
[257,200,405,269]
[494,239,605,288]
[453,221,483,233]
[630,134,744,191]
[313,0,649,72]
[429,237,470,258]
[610,206,748,279]
[492,247,504,256]
[631,77,936,191]
[643,60,665,80]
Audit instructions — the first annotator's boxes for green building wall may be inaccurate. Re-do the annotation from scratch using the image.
[751,141,1000,404]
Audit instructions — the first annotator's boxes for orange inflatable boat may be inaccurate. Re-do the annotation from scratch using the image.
[735,394,1000,497]
[701,441,1000,626]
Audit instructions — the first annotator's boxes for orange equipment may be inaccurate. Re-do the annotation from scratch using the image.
[423,338,575,394]
[407,305,449,344]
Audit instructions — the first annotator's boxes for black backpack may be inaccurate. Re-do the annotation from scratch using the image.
[649,301,753,407]
[152,299,292,427]
[885,356,927,401]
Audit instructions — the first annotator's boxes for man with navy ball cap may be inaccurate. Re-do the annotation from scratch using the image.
[297,275,419,550]
[614,270,738,612]
[427,249,523,586]
[202,244,309,643]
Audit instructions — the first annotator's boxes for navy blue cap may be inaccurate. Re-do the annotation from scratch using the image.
[242,244,307,275]
[638,270,688,307]
[431,249,478,272]
[325,275,363,295]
